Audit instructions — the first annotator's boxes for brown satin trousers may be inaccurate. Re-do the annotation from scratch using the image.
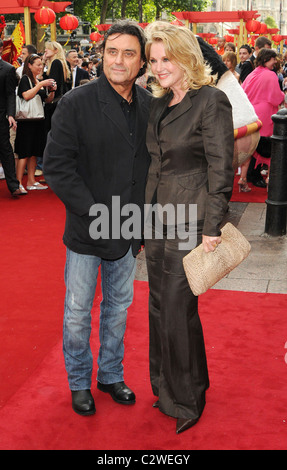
[145,230,209,419]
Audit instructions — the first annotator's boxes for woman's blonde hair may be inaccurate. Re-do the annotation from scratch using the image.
[45,41,71,81]
[145,21,215,96]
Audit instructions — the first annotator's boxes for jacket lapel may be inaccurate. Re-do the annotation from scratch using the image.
[160,90,198,130]
[98,75,133,147]
[133,87,151,153]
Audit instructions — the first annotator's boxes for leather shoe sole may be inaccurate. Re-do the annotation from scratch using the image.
[97,381,135,405]
[71,389,96,416]
[176,417,199,434]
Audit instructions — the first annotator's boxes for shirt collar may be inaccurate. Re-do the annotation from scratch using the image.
[104,74,137,106]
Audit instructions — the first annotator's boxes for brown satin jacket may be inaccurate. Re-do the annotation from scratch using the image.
[145,85,235,237]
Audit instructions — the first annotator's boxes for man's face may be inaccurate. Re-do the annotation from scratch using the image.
[103,33,144,90]
[239,48,250,62]
[67,51,79,68]
[217,38,225,49]
[21,47,29,62]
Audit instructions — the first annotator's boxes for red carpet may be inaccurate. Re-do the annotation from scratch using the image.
[1,179,287,450]
[231,174,268,203]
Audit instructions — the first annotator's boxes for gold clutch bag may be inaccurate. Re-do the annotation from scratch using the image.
[182,222,251,296]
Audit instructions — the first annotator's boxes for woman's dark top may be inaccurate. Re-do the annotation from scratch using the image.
[15,75,46,159]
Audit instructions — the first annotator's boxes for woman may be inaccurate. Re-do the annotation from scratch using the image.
[144,22,234,434]
[224,42,236,53]
[15,54,57,191]
[241,48,284,188]
[222,51,240,81]
[43,41,71,136]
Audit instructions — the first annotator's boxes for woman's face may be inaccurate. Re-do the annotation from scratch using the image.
[45,47,57,59]
[28,58,43,77]
[223,58,233,70]
[149,41,185,92]
[239,48,250,63]
[264,56,276,70]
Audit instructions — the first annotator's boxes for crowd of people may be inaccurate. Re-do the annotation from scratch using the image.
[1,31,287,195]
[0,39,102,194]
[214,35,286,191]
[1,20,287,435]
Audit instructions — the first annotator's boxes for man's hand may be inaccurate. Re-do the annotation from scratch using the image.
[8,116,17,131]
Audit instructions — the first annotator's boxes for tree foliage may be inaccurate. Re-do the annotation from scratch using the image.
[73,0,210,26]
[264,16,278,29]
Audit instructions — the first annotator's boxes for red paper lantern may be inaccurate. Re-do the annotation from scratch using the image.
[245,20,260,33]
[224,35,234,43]
[138,23,150,29]
[259,23,268,34]
[90,32,102,43]
[59,14,79,34]
[273,34,283,43]
[34,7,56,27]
[209,37,218,45]
[95,24,111,32]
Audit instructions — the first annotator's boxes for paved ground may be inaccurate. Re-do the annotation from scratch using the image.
[135,201,287,294]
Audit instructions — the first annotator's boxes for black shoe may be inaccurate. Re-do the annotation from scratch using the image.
[152,400,159,408]
[71,389,96,416]
[251,178,267,188]
[11,188,21,198]
[176,417,199,434]
[97,381,136,405]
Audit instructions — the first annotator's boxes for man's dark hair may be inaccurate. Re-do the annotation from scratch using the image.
[101,20,147,76]
[255,48,277,67]
[23,44,37,54]
[240,44,252,54]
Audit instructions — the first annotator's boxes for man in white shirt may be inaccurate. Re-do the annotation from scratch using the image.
[66,49,89,89]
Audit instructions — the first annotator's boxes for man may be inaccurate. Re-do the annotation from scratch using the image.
[66,49,90,88]
[0,39,21,197]
[237,44,253,84]
[239,36,272,84]
[16,44,37,79]
[216,37,226,55]
[250,36,271,61]
[43,20,152,416]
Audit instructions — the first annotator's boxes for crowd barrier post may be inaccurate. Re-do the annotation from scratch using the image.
[265,107,287,236]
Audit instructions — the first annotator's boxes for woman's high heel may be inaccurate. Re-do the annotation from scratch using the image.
[238,177,251,193]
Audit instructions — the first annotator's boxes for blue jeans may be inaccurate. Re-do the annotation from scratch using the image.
[63,247,136,391]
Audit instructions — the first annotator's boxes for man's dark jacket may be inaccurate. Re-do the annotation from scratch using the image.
[0,58,17,120]
[43,74,152,259]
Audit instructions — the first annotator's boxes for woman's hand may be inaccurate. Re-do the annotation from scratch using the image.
[41,78,56,90]
[202,235,222,253]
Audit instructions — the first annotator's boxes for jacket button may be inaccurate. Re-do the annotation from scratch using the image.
[132,180,136,185]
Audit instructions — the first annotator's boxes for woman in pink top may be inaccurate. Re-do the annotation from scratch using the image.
[240,48,284,191]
